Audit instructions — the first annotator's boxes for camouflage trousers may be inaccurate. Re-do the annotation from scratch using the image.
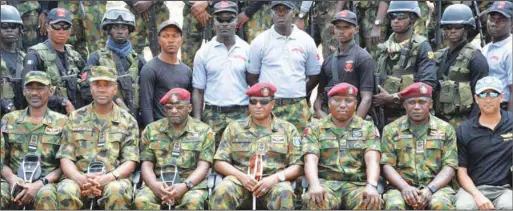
[127,3,170,56]
[15,1,43,51]
[309,2,338,59]
[384,187,455,210]
[202,107,248,148]
[357,6,390,59]
[302,180,382,210]
[56,178,132,210]
[273,99,312,133]
[438,114,468,129]
[181,5,215,68]
[209,176,295,210]
[240,3,273,43]
[0,180,58,209]
[133,185,208,210]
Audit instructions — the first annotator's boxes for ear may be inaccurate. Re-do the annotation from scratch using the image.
[187,104,193,113]
[354,26,360,34]
[48,86,55,96]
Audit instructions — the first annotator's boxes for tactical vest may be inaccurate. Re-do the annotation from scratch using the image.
[377,34,427,94]
[0,50,25,110]
[433,43,477,115]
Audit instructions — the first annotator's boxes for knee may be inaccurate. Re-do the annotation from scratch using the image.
[495,192,513,210]
[429,196,455,210]
[57,181,80,197]
[384,198,405,210]
[133,196,148,210]
[455,198,477,210]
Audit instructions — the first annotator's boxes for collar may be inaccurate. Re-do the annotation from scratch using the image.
[449,40,468,54]
[270,24,299,40]
[473,109,510,129]
[84,103,122,124]
[159,115,196,135]
[398,115,439,132]
[244,113,279,132]
[319,114,363,129]
[212,35,243,48]
[491,34,512,47]
[334,41,357,57]
[16,107,54,126]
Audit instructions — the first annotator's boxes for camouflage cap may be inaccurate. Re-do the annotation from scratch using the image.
[24,71,51,86]
[89,66,117,82]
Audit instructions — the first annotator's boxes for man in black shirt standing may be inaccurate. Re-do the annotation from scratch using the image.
[455,76,513,210]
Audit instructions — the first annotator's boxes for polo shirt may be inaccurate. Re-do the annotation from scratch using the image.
[482,34,512,102]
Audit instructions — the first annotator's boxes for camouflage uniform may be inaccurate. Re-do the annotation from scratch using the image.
[202,108,248,147]
[1,107,67,209]
[133,116,214,210]
[310,1,338,59]
[301,115,382,210]
[352,1,390,59]
[273,99,312,134]
[181,2,215,68]
[381,115,458,210]
[0,50,25,113]
[239,2,273,43]
[13,1,42,50]
[55,103,139,210]
[126,2,170,56]
[209,115,303,210]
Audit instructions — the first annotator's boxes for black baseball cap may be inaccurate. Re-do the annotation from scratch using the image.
[213,1,238,15]
[158,20,182,35]
[270,1,295,9]
[488,1,513,18]
[47,8,72,25]
[331,10,358,26]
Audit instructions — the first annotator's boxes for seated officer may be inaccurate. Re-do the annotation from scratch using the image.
[209,82,303,210]
[302,83,382,210]
[381,82,458,210]
[134,88,214,210]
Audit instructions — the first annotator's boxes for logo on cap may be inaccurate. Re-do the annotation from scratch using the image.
[484,77,494,84]
[499,1,506,8]
[344,60,354,72]
[170,93,179,103]
[348,86,354,95]
[420,85,428,94]
[261,87,270,97]
[338,11,348,17]
[57,8,66,17]
[220,1,229,8]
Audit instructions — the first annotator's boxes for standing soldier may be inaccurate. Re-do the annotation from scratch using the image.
[236,1,273,43]
[433,4,489,128]
[1,71,66,209]
[55,66,139,210]
[303,83,382,210]
[381,82,458,210]
[247,1,320,132]
[10,1,53,51]
[23,8,84,115]
[134,88,214,210]
[181,1,213,67]
[82,8,146,118]
[313,10,375,119]
[209,82,303,210]
[373,1,437,124]
[1,5,25,115]
[192,1,250,146]
[351,1,390,59]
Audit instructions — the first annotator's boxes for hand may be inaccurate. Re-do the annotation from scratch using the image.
[307,184,328,208]
[191,1,209,16]
[369,25,382,45]
[80,174,102,197]
[161,183,188,204]
[473,192,495,210]
[253,175,278,198]
[88,174,115,190]
[64,100,75,115]
[13,181,44,206]
[400,185,420,208]
[133,1,153,14]
[193,11,211,27]
[295,18,305,30]
[236,12,250,29]
[415,188,432,210]
[373,86,393,106]
[239,174,259,192]
[362,184,381,210]
[151,182,172,201]
[39,12,47,36]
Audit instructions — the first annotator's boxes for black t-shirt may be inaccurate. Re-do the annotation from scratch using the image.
[457,110,513,186]
[1,49,19,76]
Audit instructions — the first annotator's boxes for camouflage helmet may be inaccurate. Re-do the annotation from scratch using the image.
[101,8,135,33]
[1,5,23,26]
[441,4,475,28]
[387,1,421,18]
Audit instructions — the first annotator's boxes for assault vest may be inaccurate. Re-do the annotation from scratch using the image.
[377,33,427,94]
[433,42,478,115]
[0,50,25,110]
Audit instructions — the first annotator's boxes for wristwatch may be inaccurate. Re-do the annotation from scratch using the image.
[374,19,383,26]
[367,181,378,188]
[39,178,49,185]
[277,172,286,182]
[298,12,306,19]
[428,184,437,193]
[184,180,194,190]
[392,93,401,104]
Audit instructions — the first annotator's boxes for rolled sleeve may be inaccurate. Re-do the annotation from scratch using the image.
[199,128,215,164]
[56,118,77,161]
[380,125,397,166]
[287,126,303,166]
[214,125,233,162]
[301,126,320,157]
[365,122,381,152]
[139,127,155,163]
[119,119,140,163]
[442,125,458,169]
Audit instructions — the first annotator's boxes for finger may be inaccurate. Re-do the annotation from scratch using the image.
[13,189,26,202]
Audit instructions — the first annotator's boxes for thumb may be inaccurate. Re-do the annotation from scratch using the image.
[378,85,388,93]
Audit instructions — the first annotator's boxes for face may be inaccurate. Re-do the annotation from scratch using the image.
[109,24,130,44]
[158,27,183,55]
[23,82,52,109]
[403,97,432,123]
[333,21,358,43]
[487,12,512,39]
[328,95,358,122]
[271,5,294,28]
[443,24,466,43]
[90,80,117,106]
[214,12,237,37]
[389,12,413,33]
[474,89,504,115]
[164,103,192,125]
[47,21,72,45]
[0,23,21,44]
[248,97,275,121]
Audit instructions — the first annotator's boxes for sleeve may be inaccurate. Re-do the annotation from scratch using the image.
[192,48,207,90]
[85,51,101,67]
[213,124,233,162]
[358,55,376,92]
[138,55,147,71]
[22,50,43,77]
[199,128,215,164]
[1,116,10,168]
[365,122,381,152]
[456,124,468,168]
[305,38,321,76]
[119,117,140,163]
[301,125,320,157]
[247,39,263,75]
[380,125,397,166]
[287,126,303,166]
[505,48,512,86]
[300,1,313,13]
[244,1,266,17]
[139,65,156,126]
[415,42,438,90]
[55,117,77,161]
[139,126,155,162]
[442,124,458,169]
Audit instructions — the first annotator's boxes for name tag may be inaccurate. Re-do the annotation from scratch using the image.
[339,139,347,150]
[415,140,425,153]
[271,135,285,144]
[45,127,61,135]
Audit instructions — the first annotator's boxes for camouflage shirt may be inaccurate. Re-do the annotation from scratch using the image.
[214,115,303,177]
[140,116,214,188]
[56,103,139,173]
[381,115,458,187]
[302,115,381,183]
[1,108,67,177]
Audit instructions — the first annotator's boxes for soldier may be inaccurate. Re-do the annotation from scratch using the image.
[381,82,458,210]
[247,1,320,132]
[125,0,170,56]
[134,88,214,210]
[1,71,67,209]
[181,1,214,67]
[236,1,273,43]
[82,8,146,118]
[373,1,437,124]
[209,82,303,210]
[302,83,381,210]
[192,1,250,146]
[314,10,375,119]
[23,8,84,115]
[9,1,53,51]
[433,4,489,128]
[55,66,139,210]
[1,5,25,116]
[351,1,390,59]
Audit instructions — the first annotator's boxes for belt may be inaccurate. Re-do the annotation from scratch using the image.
[274,97,305,106]
[205,105,246,113]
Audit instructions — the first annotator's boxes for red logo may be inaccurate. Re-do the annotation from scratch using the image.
[291,47,304,55]
[57,9,66,17]
[220,1,229,8]
[232,55,247,62]
[498,1,506,8]
[261,87,270,97]
[170,93,179,103]
[344,60,354,72]
[337,11,348,17]
[491,56,500,61]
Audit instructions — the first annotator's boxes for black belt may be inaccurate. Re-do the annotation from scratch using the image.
[274,97,305,106]
[205,105,246,113]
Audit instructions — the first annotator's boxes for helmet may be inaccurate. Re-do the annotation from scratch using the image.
[440,4,475,28]
[1,5,23,26]
[101,8,135,32]
[387,1,421,18]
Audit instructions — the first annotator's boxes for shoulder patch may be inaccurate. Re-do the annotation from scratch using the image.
[293,137,302,147]
[428,51,435,59]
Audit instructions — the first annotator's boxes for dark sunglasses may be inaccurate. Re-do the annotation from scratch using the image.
[215,15,236,23]
[443,24,465,30]
[0,23,19,29]
[50,23,71,31]
[476,91,500,99]
[388,12,409,20]
[249,98,272,106]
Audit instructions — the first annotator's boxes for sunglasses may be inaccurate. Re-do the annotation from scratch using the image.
[215,15,236,23]
[249,98,272,106]
[388,12,410,20]
[443,24,465,30]
[476,91,500,99]
[50,23,71,31]
[0,23,19,29]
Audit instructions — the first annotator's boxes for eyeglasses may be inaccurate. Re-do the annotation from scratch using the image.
[249,98,272,106]
[388,12,410,20]
[214,15,236,23]
[0,23,19,29]
[476,91,500,99]
[329,97,356,107]
[50,23,71,31]
[443,24,465,30]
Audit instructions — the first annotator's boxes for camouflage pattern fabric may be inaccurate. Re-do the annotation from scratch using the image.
[58,1,107,60]
[202,107,248,148]
[311,1,338,59]
[355,1,390,59]
[126,2,170,56]
[384,186,455,210]
[240,2,273,43]
[14,1,41,51]
[181,3,215,68]
[134,185,208,210]
[0,180,8,209]
[439,115,468,130]
[273,99,312,133]
[0,50,25,111]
